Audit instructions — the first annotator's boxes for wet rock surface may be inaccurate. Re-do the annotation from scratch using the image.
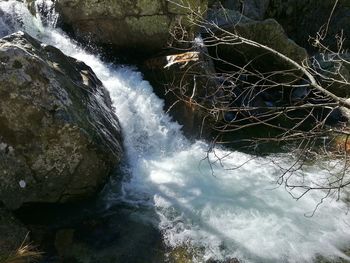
[0,31,123,209]
[143,48,218,139]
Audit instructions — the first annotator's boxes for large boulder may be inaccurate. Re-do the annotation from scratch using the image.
[144,48,218,139]
[0,32,123,209]
[267,0,350,51]
[53,0,208,55]
[209,0,270,20]
[206,8,307,80]
[143,8,308,138]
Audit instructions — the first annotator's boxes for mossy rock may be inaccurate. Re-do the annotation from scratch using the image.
[54,0,208,55]
[0,32,123,209]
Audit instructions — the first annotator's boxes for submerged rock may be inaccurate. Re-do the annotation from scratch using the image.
[0,32,123,209]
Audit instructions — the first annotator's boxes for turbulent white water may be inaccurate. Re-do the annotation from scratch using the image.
[1,1,350,262]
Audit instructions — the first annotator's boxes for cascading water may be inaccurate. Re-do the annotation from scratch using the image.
[1,1,350,262]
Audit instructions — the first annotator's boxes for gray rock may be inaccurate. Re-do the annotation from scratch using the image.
[241,0,270,20]
[206,8,307,78]
[267,0,350,50]
[144,45,218,139]
[53,0,208,55]
[214,0,270,20]
[0,32,123,209]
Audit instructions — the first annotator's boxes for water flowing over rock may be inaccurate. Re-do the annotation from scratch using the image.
[0,31,123,209]
[2,1,350,262]
[54,0,208,55]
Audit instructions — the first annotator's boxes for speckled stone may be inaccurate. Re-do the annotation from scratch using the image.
[0,32,123,209]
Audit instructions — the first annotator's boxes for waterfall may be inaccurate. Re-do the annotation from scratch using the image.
[33,0,59,27]
[1,1,350,262]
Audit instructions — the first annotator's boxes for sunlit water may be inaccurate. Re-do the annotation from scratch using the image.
[1,1,350,262]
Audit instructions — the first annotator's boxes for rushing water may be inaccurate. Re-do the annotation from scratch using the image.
[1,1,350,262]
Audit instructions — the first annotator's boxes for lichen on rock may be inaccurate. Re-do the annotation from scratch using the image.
[0,31,123,209]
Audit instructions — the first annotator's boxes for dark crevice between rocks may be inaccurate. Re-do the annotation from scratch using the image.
[57,19,173,65]
[13,195,166,262]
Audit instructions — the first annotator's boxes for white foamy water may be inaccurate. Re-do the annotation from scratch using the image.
[1,1,350,262]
